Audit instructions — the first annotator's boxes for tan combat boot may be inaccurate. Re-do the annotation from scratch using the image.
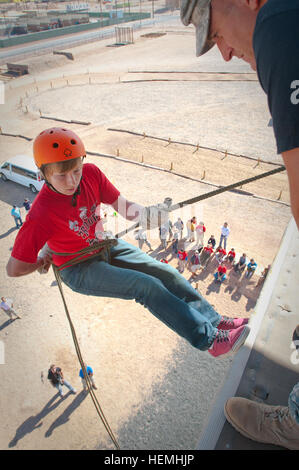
[224,397,299,450]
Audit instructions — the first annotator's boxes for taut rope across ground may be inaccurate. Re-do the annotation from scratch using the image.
[116,164,286,238]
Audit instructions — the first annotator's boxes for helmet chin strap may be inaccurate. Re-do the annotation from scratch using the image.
[71,182,81,207]
[44,176,82,206]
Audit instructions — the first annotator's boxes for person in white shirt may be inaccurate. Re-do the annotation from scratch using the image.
[195,221,206,247]
[134,228,152,252]
[0,297,21,321]
[174,217,184,240]
[219,222,230,250]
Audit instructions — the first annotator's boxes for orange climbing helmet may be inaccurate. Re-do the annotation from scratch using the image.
[33,127,86,168]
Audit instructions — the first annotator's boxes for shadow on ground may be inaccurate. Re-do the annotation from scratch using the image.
[113,340,233,450]
[9,390,87,447]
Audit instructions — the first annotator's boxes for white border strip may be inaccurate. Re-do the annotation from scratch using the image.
[196,217,296,450]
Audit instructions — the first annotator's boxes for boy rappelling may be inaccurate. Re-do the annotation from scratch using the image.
[6,127,250,358]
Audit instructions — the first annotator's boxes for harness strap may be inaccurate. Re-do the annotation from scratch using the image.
[52,239,118,270]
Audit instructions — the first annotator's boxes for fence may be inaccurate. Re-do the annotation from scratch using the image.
[0,12,150,49]
[115,26,133,44]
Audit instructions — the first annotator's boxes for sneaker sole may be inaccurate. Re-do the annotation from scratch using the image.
[232,325,250,353]
[224,401,263,444]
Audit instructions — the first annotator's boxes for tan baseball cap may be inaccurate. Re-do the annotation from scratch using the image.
[180,0,215,57]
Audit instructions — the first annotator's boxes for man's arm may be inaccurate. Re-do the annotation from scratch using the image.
[111,195,171,230]
[6,254,51,277]
[282,148,299,231]
[111,195,144,221]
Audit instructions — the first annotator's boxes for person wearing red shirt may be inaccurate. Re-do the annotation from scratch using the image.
[6,128,250,359]
[177,249,188,273]
[215,246,226,264]
[226,248,236,265]
[195,221,206,247]
[199,244,213,268]
[214,263,227,283]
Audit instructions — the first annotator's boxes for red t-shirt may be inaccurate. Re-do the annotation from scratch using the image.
[204,246,213,254]
[216,247,226,256]
[11,163,120,268]
[218,265,227,275]
[228,251,236,258]
[178,251,188,260]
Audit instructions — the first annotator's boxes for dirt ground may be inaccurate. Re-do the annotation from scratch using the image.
[0,21,292,450]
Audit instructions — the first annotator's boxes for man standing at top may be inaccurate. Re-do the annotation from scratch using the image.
[180,0,299,230]
[180,0,299,450]
[219,222,230,250]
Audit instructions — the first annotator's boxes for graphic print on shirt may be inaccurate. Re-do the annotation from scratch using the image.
[68,203,103,246]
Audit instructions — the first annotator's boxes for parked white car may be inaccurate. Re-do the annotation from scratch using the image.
[0,155,44,193]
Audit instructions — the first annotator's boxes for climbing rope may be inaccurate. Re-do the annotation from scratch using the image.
[52,240,120,450]
[51,163,285,449]
[169,164,286,211]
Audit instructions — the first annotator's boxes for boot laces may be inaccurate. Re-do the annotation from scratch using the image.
[265,407,289,422]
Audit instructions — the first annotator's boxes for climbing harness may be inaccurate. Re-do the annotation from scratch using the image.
[51,163,285,449]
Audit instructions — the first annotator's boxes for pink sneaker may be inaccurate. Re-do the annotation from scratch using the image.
[208,325,250,358]
[217,315,249,331]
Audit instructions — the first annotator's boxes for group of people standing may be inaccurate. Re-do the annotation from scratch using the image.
[132,215,265,286]
[134,216,265,287]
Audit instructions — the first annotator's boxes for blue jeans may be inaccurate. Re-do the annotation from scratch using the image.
[60,239,221,350]
[55,379,75,396]
[214,272,226,283]
[289,382,299,425]
[219,234,227,250]
[245,269,255,278]
[14,216,23,228]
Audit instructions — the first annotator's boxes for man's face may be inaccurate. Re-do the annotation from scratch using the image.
[47,159,83,196]
[208,0,260,70]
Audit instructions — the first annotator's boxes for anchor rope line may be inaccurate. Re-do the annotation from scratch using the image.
[168,164,286,211]
[50,163,285,449]
[117,164,286,238]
